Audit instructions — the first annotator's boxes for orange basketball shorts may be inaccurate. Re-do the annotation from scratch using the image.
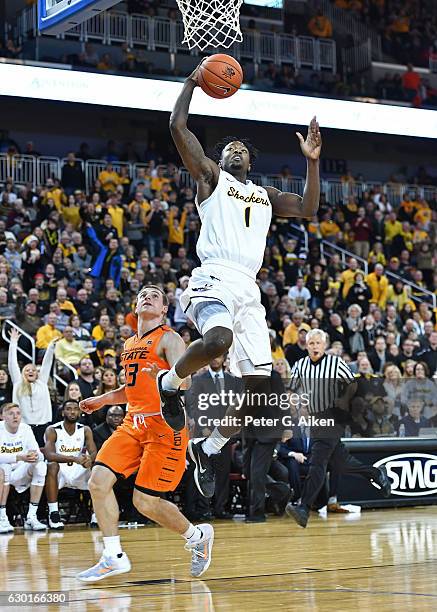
[95,412,188,494]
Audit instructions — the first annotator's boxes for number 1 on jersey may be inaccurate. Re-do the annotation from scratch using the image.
[244,206,251,227]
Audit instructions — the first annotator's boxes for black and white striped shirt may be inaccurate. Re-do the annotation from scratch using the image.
[290,353,355,414]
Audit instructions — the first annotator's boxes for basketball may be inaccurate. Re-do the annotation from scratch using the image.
[198,54,243,99]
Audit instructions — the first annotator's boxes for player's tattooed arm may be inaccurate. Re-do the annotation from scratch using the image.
[266,116,321,218]
[169,66,219,187]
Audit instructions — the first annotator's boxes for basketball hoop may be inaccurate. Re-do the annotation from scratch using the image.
[176,0,244,51]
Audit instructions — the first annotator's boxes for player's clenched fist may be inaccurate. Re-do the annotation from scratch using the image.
[79,396,106,414]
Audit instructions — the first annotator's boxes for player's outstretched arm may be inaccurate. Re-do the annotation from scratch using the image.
[266,116,321,219]
[79,386,127,414]
[169,64,219,187]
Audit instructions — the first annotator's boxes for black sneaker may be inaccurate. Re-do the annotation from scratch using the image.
[373,466,392,498]
[48,511,64,530]
[285,502,309,528]
[156,370,186,432]
[188,438,216,498]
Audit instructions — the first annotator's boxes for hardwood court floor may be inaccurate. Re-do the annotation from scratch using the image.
[1,507,437,611]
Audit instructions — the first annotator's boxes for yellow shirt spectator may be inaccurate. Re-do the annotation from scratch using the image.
[43,187,66,211]
[386,284,416,311]
[108,204,125,238]
[384,218,402,242]
[129,197,151,215]
[414,207,431,226]
[341,268,362,299]
[98,165,120,193]
[36,324,62,350]
[320,219,340,238]
[308,12,333,38]
[368,250,386,266]
[366,266,389,309]
[55,338,87,365]
[150,174,170,193]
[168,207,187,247]
[61,204,81,229]
[92,324,106,342]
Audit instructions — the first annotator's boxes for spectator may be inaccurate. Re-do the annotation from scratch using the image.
[36,312,62,350]
[368,337,389,375]
[273,357,292,391]
[0,369,12,405]
[383,364,404,418]
[401,362,437,420]
[285,324,309,365]
[288,278,311,310]
[416,331,437,376]
[368,397,395,437]
[93,405,125,451]
[308,9,333,38]
[345,304,365,356]
[351,207,372,259]
[98,163,120,194]
[61,153,85,196]
[86,226,122,289]
[366,264,389,309]
[55,326,88,367]
[402,64,421,102]
[77,357,98,399]
[91,368,118,425]
[398,399,430,436]
[8,329,57,446]
[63,381,83,406]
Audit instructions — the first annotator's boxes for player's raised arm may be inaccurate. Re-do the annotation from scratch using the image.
[266,116,321,219]
[169,64,219,188]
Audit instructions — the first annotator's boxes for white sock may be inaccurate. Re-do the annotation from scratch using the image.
[0,506,6,519]
[162,366,184,392]
[328,496,337,505]
[48,502,58,514]
[202,427,229,456]
[183,523,203,543]
[27,503,38,519]
[103,535,123,558]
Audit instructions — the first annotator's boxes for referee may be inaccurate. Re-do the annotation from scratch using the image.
[285,329,391,528]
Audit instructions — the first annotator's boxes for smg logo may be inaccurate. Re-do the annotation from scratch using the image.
[373,453,437,497]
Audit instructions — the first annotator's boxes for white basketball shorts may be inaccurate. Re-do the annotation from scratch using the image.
[58,463,90,491]
[179,259,272,377]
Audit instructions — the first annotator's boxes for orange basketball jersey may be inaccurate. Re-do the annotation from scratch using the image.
[120,324,173,415]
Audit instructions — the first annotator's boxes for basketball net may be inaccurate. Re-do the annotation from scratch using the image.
[176,0,243,50]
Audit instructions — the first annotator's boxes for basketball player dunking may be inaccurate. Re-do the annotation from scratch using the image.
[76,285,214,582]
[157,63,322,498]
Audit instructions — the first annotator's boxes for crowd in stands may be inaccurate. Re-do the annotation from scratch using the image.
[333,0,437,68]
[4,1,437,109]
[0,137,435,528]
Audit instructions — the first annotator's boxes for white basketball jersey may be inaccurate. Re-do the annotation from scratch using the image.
[52,421,85,458]
[196,170,272,275]
[0,422,38,461]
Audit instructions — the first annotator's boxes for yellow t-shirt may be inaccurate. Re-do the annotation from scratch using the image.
[320,220,340,237]
[108,206,124,238]
[61,205,81,229]
[384,220,402,242]
[99,170,120,193]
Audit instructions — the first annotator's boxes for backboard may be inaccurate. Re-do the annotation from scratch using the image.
[38,0,121,34]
